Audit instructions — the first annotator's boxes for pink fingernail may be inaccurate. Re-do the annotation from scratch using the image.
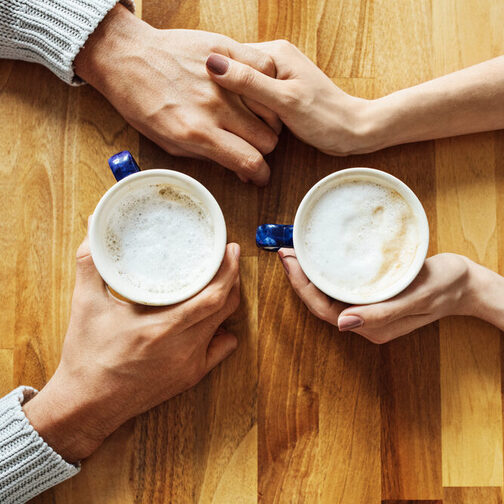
[338,315,364,331]
[206,54,229,75]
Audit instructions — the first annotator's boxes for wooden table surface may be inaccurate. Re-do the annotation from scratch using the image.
[1,0,503,502]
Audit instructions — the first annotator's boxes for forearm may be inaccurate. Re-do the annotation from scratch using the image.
[366,56,504,151]
[465,259,504,331]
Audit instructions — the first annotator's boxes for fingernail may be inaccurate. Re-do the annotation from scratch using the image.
[338,315,364,331]
[206,54,229,75]
[278,253,289,275]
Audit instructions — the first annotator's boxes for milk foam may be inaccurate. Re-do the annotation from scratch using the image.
[105,184,214,294]
[302,179,419,298]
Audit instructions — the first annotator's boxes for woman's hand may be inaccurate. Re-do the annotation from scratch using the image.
[205,40,376,156]
[278,250,485,344]
[23,229,241,462]
[75,4,281,185]
[207,41,504,154]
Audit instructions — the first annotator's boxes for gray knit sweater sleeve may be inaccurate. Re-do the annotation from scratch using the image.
[0,0,135,85]
[0,387,80,504]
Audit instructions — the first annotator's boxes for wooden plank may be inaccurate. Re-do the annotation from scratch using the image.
[380,325,442,500]
[257,135,322,503]
[317,0,374,78]
[443,487,503,504]
[372,1,442,499]
[436,134,503,487]
[433,10,503,487]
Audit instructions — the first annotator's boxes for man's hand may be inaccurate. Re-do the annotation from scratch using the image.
[277,251,490,344]
[74,4,281,185]
[205,40,375,156]
[23,231,240,462]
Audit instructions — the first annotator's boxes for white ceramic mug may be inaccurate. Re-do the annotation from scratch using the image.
[256,168,430,305]
[89,151,227,306]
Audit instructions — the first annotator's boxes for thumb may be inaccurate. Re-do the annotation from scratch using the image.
[205,329,238,373]
[338,300,407,332]
[75,217,106,292]
[206,53,284,113]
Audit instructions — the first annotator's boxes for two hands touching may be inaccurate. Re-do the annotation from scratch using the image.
[19,1,504,469]
[73,4,504,342]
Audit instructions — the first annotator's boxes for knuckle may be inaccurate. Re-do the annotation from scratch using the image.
[276,39,294,52]
[361,330,388,345]
[240,153,264,176]
[237,67,256,89]
[279,83,301,108]
[258,54,276,77]
[310,305,328,322]
[259,131,279,155]
[203,287,227,312]
[174,118,208,144]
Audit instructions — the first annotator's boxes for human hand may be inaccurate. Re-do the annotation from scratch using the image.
[205,40,377,156]
[74,4,281,185]
[23,231,240,463]
[278,250,478,344]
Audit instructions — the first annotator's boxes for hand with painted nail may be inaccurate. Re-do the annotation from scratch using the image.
[206,41,370,156]
[74,5,281,186]
[206,41,504,155]
[278,250,504,344]
[23,232,241,463]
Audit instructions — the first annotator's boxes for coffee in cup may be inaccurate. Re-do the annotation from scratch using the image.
[256,168,429,305]
[90,156,226,306]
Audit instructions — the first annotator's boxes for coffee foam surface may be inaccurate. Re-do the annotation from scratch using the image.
[105,184,214,294]
[302,179,419,298]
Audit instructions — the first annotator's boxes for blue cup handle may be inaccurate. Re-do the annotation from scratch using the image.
[256,224,294,251]
[108,151,141,181]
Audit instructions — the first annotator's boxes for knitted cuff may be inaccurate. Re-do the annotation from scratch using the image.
[0,386,80,504]
[0,0,135,85]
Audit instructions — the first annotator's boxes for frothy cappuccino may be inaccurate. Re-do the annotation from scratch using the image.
[104,183,215,294]
[300,178,420,300]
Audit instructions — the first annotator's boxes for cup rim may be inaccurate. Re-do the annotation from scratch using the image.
[292,167,430,305]
[89,169,227,306]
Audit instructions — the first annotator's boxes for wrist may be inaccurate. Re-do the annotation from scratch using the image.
[23,369,116,463]
[74,3,149,90]
[463,259,504,330]
[343,97,395,154]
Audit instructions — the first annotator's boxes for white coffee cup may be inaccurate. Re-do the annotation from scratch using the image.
[89,166,226,306]
[256,168,429,305]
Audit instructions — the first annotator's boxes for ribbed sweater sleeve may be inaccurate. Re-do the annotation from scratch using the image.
[0,387,80,504]
[0,0,135,84]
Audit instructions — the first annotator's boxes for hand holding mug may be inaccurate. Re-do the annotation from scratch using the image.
[279,251,478,343]
[23,231,240,463]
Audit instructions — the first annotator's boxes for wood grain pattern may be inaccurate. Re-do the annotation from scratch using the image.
[436,134,503,486]
[0,0,502,503]
[443,487,503,504]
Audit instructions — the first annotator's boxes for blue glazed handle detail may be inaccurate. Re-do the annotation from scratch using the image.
[108,151,141,181]
[256,224,294,251]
